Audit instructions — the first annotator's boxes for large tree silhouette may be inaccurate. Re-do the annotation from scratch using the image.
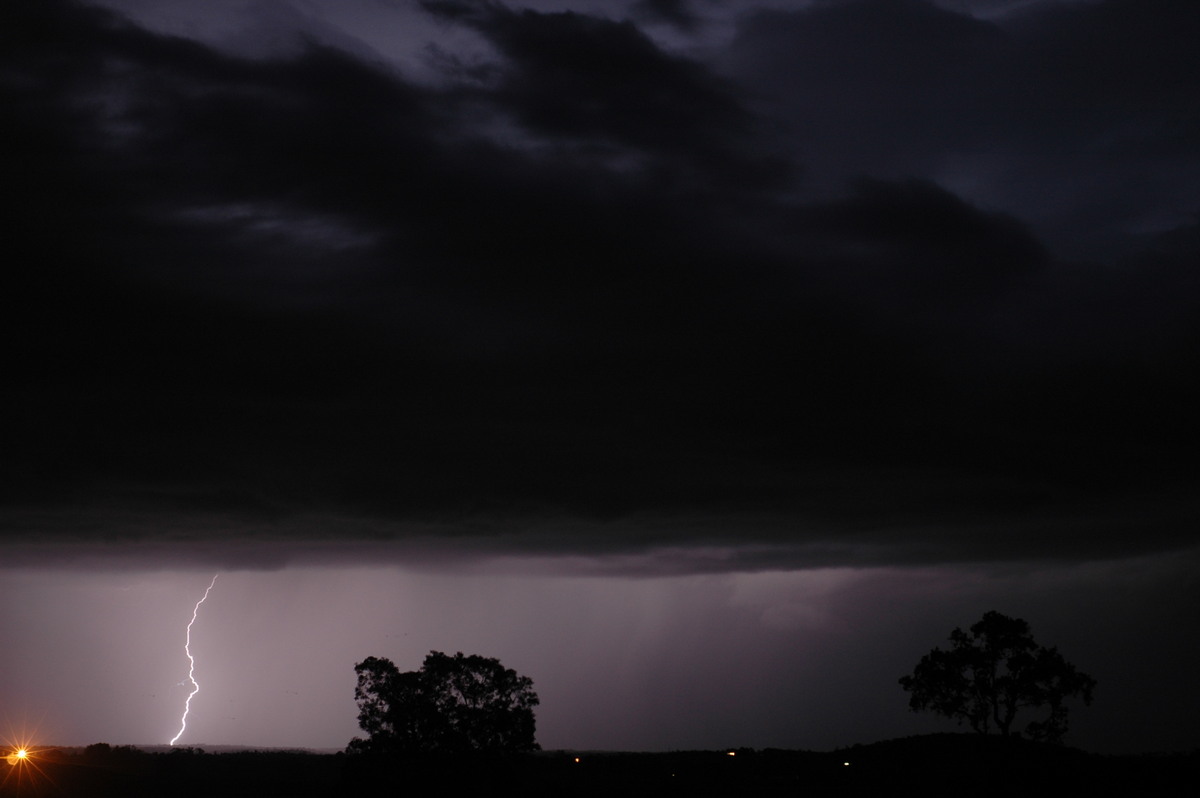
[350,651,539,755]
[900,611,1096,743]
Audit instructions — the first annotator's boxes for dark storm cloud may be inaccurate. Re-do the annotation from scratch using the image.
[723,0,1200,256]
[420,0,787,193]
[2,0,1197,569]
[632,0,702,32]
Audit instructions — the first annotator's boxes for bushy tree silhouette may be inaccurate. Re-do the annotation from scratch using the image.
[900,611,1095,742]
[350,651,539,755]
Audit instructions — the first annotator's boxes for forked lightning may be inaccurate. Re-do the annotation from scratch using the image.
[170,575,219,746]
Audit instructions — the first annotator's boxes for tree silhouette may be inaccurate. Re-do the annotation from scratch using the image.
[899,610,1096,743]
[350,651,539,755]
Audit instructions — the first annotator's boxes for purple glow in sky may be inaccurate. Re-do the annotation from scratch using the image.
[2,551,1198,753]
[2,0,1199,756]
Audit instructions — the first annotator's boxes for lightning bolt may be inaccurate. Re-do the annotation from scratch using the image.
[170,574,219,746]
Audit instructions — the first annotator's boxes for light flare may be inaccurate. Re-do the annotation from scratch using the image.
[170,574,219,746]
[3,738,53,793]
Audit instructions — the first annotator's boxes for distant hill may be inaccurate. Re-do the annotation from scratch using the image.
[6,734,1197,797]
[119,744,340,755]
[822,733,1198,797]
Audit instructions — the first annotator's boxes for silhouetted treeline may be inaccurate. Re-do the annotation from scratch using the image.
[3,735,1198,797]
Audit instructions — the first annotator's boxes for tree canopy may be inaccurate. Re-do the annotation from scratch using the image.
[350,651,539,755]
[899,610,1096,743]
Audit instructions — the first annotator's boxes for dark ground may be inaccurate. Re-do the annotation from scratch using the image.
[4,735,1197,797]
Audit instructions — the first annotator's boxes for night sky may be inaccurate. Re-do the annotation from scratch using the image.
[2,0,1198,755]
